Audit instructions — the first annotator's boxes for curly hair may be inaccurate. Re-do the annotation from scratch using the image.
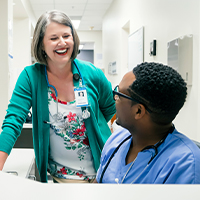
[128,62,187,124]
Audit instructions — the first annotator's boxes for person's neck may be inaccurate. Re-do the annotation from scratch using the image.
[126,123,173,164]
[47,61,72,80]
[134,123,172,146]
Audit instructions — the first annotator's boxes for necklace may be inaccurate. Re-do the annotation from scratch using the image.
[119,157,150,184]
[121,157,137,183]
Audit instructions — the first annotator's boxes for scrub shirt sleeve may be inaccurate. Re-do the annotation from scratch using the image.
[95,130,123,183]
[157,153,200,184]
[97,69,116,122]
[95,146,107,183]
[96,162,103,183]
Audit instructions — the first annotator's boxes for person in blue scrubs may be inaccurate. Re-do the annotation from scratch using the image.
[95,62,200,184]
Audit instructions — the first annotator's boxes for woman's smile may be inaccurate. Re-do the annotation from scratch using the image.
[54,48,68,55]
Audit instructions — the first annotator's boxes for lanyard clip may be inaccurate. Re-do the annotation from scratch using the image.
[79,78,83,87]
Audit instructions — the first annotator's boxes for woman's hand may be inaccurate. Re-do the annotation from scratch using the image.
[0,151,8,170]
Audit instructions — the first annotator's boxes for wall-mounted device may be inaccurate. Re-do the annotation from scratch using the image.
[150,39,156,56]
[167,34,193,85]
[108,61,117,75]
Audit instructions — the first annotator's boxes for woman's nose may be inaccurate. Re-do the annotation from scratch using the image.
[58,37,66,45]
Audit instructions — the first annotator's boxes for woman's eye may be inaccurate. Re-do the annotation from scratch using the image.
[63,35,70,38]
[51,38,57,40]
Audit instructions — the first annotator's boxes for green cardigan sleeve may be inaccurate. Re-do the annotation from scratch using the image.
[97,68,115,122]
[0,69,32,154]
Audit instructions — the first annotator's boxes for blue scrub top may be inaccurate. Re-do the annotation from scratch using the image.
[96,127,200,184]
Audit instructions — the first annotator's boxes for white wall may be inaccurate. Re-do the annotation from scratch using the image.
[21,0,36,28]
[77,31,103,69]
[0,0,13,125]
[103,0,200,140]
[10,18,32,99]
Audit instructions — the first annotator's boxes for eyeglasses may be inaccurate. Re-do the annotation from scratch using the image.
[113,85,139,102]
[113,85,152,113]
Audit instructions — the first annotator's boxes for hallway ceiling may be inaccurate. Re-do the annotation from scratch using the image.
[13,0,114,31]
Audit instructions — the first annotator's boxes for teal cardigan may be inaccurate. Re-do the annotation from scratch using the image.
[0,59,116,182]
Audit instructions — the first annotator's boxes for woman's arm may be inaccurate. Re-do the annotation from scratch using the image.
[97,69,116,121]
[0,68,32,155]
[0,151,8,170]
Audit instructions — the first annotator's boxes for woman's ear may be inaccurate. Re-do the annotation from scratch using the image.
[135,104,146,119]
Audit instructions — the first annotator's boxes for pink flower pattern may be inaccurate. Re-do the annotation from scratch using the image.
[67,112,77,122]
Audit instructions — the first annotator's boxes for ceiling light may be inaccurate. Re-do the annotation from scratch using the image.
[70,16,81,29]
[72,20,80,29]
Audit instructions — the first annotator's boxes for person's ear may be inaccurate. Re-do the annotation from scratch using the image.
[135,104,146,119]
[136,108,141,114]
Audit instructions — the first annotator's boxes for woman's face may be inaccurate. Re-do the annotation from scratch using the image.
[43,22,74,67]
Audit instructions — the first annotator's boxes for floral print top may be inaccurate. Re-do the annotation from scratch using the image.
[47,88,96,181]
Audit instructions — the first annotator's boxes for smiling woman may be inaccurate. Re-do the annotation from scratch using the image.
[32,10,80,67]
[42,22,74,68]
[0,10,116,183]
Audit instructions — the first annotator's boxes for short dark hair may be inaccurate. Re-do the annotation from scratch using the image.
[128,62,187,124]
[31,10,80,66]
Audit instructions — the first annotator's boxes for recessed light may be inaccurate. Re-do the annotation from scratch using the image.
[72,20,80,29]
